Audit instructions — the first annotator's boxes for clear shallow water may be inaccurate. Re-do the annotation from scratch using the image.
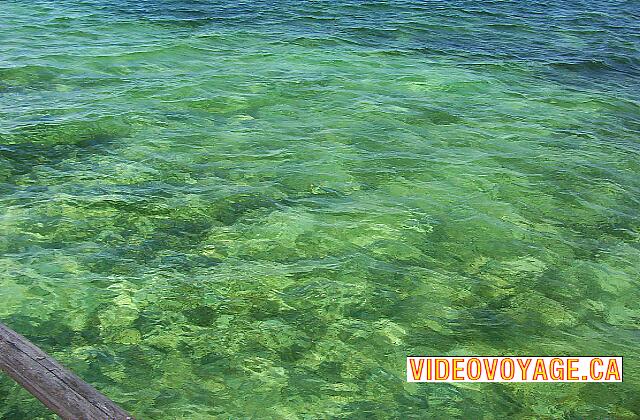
[1,0,639,418]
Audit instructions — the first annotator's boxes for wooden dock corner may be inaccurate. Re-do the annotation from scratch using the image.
[0,322,133,420]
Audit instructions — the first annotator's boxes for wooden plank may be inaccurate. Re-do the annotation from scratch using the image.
[0,322,133,420]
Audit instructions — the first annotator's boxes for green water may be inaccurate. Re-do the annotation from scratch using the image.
[1,0,639,418]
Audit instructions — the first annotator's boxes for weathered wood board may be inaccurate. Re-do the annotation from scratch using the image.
[0,322,133,420]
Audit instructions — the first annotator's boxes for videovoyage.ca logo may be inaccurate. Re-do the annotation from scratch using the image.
[407,356,622,382]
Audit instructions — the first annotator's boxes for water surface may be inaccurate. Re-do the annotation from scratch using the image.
[1,0,639,418]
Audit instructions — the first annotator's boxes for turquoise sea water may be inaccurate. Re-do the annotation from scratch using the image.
[1,0,639,418]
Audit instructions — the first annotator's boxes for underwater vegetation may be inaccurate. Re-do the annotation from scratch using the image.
[1,0,639,418]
